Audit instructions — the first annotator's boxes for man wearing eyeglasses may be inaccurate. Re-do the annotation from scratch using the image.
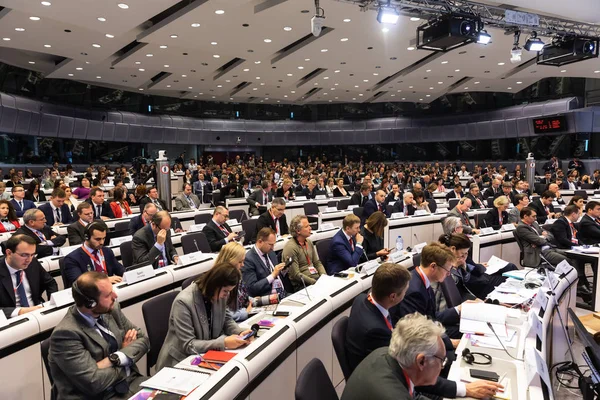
[203,206,238,252]
[10,184,35,218]
[15,209,67,257]
[128,203,157,236]
[0,234,57,318]
[256,197,289,237]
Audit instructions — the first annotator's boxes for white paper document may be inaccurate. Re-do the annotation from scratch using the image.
[140,367,209,395]
[459,303,508,337]
[485,256,509,275]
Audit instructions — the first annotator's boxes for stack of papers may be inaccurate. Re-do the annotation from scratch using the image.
[485,256,509,275]
[140,367,209,396]
[459,303,508,337]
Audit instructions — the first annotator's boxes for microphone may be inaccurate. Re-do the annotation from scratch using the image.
[413,233,419,243]
[240,323,261,340]
[482,218,488,228]
[300,275,312,301]
[486,322,523,361]
[193,239,201,253]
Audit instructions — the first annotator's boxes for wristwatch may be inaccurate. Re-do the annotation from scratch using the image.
[108,353,121,367]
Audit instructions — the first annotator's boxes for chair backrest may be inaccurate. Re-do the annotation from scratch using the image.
[581,183,595,189]
[336,199,350,210]
[182,274,202,290]
[386,204,394,216]
[119,241,134,268]
[142,291,179,375]
[316,238,332,271]
[487,196,495,207]
[194,213,212,225]
[241,219,258,244]
[512,230,525,267]
[426,198,437,213]
[327,200,338,208]
[295,358,338,400]
[534,183,547,195]
[303,202,320,216]
[331,316,353,381]
[410,253,421,271]
[448,198,460,209]
[181,232,211,254]
[230,209,247,223]
[114,221,130,232]
[574,190,588,200]
[41,337,53,385]
[352,207,363,218]
[211,191,222,207]
[440,275,463,308]
[58,258,70,289]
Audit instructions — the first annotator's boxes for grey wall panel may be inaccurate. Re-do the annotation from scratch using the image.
[366,120,380,130]
[465,123,477,140]
[204,120,224,131]
[523,104,544,118]
[327,120,341,131]
[379,118,396,130]
[395,118,411,128]
[303,122,316,131]
[1,93,16,109]
[491,120,507,139]
[89,110,107,121]
[58,117,74,138]
[393,128,405,142]
[381,129,394,143]
[129,125,142,142]
[15,97,38,112]
[176,128,189,144]
[39,114,60,137]
[0,106,16,133]
[516,117,531,137]
[190,119,204,130]
[106,112,122,123]
[502,107,523,119]
[340,120,354,131]
[171,116,184,128]
[504,119,517,138]
[593,112,600,132]
[150,126,164,143]
[163,126,178,144]
[102,123,115,141]
[225,120,245,132]
[246,132,263,145]
[573,111,593,132]
[29,112,40,136]
[15,110,32,135]
[405,127,419,142]
[160,115,173,127]
[145,115,161,126]
[75,108,91,120]
[543,99,568,115]
[181,117,195,128]
[114,123,129,142]
[121,112,137,125]
[476,121,491,139]
[245,121,263,132]
[283,121,299,132]
[328,131,342,144]
[87,120,103,141]
[73,118,88,139]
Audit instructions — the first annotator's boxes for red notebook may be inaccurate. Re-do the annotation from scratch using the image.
[203,350,236,364]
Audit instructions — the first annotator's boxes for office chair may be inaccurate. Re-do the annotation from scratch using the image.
[119,241,133,268]
[142,291,179,375]
[295,358,338,400]
[331,316,353,381]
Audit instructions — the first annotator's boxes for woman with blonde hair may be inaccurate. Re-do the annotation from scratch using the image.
[482,195,509,230]
[214,242,252,322]
[333,178,348,197]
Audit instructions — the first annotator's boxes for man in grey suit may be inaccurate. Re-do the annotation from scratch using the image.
[247,180,273,216]
[447,198,480,235]
[132,211,179,266]
[174,183,201,211]
[49,272,149,400]
[515,207,572,268]
[67,202,96,245]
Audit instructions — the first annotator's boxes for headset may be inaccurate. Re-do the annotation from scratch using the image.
[84,221,107,241]
[461,348,492,365]
[72,280,97,309]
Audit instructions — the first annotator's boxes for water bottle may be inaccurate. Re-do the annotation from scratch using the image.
[396,236,404,252]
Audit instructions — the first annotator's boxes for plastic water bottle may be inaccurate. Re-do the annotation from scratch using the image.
[396,236,404,252]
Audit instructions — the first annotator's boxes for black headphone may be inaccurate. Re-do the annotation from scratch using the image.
[462,348,492,365]
[72,281,97,309]
[84,221,106,241]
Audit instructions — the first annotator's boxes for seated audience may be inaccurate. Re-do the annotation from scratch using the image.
[87,187,115,220]
[67,202,96,245]
[0,200,20,233]
[72,177,92,200]
[465,183,485,209]
[302,179,319,199]
[256,197,289,236]
[39,188,73,226]
[24,180,46,202]
[203,206,239,252]
[579,200,600,245]
[393,192,417,216]
[155,262,253,370]
[247,180,273,216]
[243,227,287,298]
[213,242,252,322]
[349,183,370,206]
[447,198,479,234]
[445,183,463,201]
[529,190,557,224]
[61,184,76,214]
[132,211,178,266]
[0,235,57,318]
[386,183,403,203]
[128,203,157,236]
[282,215,326,291]
[10,184,36,218]
[49,272,149,399]
[139,187,168,211]
[327,214,364,275]
[0,182,10,200]
[482,195,509,230]
[414,191,431,213]
[15,209,66,257]
[63,222,124,288]
[363,190,389,219]
[110,187,133,218]
[567,195,585,214]
[482,179,501,199]
[507,193,529,224]
[360,211,390,262]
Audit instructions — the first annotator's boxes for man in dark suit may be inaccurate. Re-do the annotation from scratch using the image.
[392,192,417,216]
[67,202,96,245]
[363,190,389,219]
[385,183,403,204]
[247,180,273,216]
[482,179,501,200]
[569,158,585,175]
[256,198,289,236]
[327,214,364,275]
[39,188,73,226]
[10,184,35,218]
[465,184,485,209]
[49,272,149,399]
[15,209,67,257]
[132,211,178,266]
[138,187,168,212]
[579,201,600,245]
[63,222,124,288]
[86,187,115,220]
[301,179,319,199]
[350,183,372,207]
[445,183,463,201]
[128,203,157,236]
[543,156,562,173]
[529,190,557,224]
[242,227,287,298]
[202,206,239,252]
[0,234,57,318]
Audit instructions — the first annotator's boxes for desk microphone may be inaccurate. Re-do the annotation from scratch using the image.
[300,275,312,301]
[482,218,488,228]
[193,239,201,253]
[486,322,524,361]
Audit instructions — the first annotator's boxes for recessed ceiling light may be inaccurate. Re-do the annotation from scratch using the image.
[139,88,144,91]
[146,53,153,57]
[438,81,443,84]
[341,38,349,42]
[517,81,523,84]
[255,61,261,64]
[291,90,296,93]
[92,44,101,48]
[217,84,223,88]
[182,74,187,77]
[334,83,339,85]
[264,38,272,43]
[373,73,379,76]
[96,76,101,79]
[199,93,203,95]
[159,45,167,49]
[410,17,420,21]
[426,94,431,97]
[15,28,25,32]
[191,23,200,28]
[284,26,292,31]
[253,88,258,90]
[402,97,406,100]
[215,10,225,14]
[243,68,249,72]
[76,67,83,70]
[166,85,171,88]
[188,86,193,89]
[407,46,415,51]
[226,79,230,82]
[304,58,310,61]
[28,61,35,64]
[255,76,261,80]
[30,16,40,21]
[105,34,114,38]
[498,62,505,65]
[441,61,448,64]
[68,73,74,76]
[359,94,363,96]
[507,87,512,89]
[97,17,106,22]
[210,42,217,45]
[429,87,434,89]
[287,73,293,76]
[363,79,369,82]
[354,85,359,88]
[561,69,567,73]
[343,18,351,22]
[382,27,389,33]
[426,69,431,72]
[117,4,129,9]
[138,68,145,71]
[41,1,52,6]
[2,38,10,41]
[334,70,340,73]
[455,69,460,72]
[324,76,329,80]
[170,34,178,38]
[298,66,304,70]
[135,61,143,65]
[391,94,395,97]
[212,55,221,58]
[164,64,169,67]
[409,86,413,88]
[474,81,480,84]
[44,44,51,47]
[321,49,328,52]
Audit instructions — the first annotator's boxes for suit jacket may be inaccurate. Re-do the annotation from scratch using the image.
[10,199,36,218]
[138,196,168,212]
[242,246,280,297]
[549,216,578,249]
[131,224,177,266]
[0,257,57,318]
[579,214,600,245]
[49,303,149,400]
[155,284,241,370]
[202,219,233,252]
[174,193,200,211]
[39,202,73,226]
[14,225,66,258]
[445,191,463,201]
[350,192,371,207]
[447,208,474,234]
[327,229,364,274]
[86,199,116,220]
[515,221,551,267]
[128,214,147,236]
[385,192,403,204]
[256,211,289,236]
[63,246,124,288]
[529,199,554,224]
[466,193,485,209]
[67,220,88,245]
[275,187,295,200]
[482,208,508,230]
[363,199,389,219]
[301,187,318,199]
[392,201,416,216]
[482,186,500,200]
[247,189,273,215]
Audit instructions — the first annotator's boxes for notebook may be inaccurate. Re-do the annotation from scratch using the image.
[202,350,236,363]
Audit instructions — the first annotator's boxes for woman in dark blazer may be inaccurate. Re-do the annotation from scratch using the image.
[360,211,390,262]
[482,195,510,230]
[0,200,20,233]
[333,178,348,197]
[24,180,46,202]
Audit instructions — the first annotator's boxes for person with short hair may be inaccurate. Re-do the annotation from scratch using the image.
[393,192,417,216]
[256,197,289,236]
[128,203,157,236]
[579,200,600,245]
[282,215,326,291]
[363,189,389,219]
[64,222,124,288]
[10,184,36,218]
[247,180,273,216]
[138,187,167,212]
[465,183,485,209]
[213,242,252,321]
[349,183,371,206]
[15,209,67,257]
[243,227,288,299]
[155,262,254,370]
[174,183,201,211]
[327,214,364,275]
[72,177,92,200]
[49,272,149,399]
[507,193,529,224]
[481,195,509,230]
[447,198,479,235]
[132,211,178,266]
[442,216,463,236]
[67,202,96,245]
[0,234,57,318]
[529,190,557,224]
[0,199,21,233]
[86,187,115,220]
[39,188,73,226]
[445,183,463,201]
[202,206,239,252]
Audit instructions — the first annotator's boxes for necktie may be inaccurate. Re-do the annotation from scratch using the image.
[96,205,101,218]
[19,201,23,210]
[363,196,367,206]
[378,203,382,212]
[427,286,436,317]
[219,224,229,236]
[15,271,29,307]
[33,229,46,243]
[262,192,267,205]
[91,250,104,273]
[55,208,61,223]
[569,222,578,243]
[263,253,285,298]
[187,196,195,208]
[153,199,162,211]
[274,218,279,235]
[96,317,118,354]
[349,237,355,252]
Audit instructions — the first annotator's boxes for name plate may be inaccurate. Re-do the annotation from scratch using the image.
[500,224,516,231]
[295,196,307,201]
[170,228,176,236]
[315,195,327,200]
[110,235,132,246]
[534,287,549,310]
[479,227,495,235]
[436,208,449,214]
[188,223,206,232]
[414,210,428,216]
[555,260,574,276]
[123,265,156,284]
[319,223,335,231]
[177,251,205,266]
[50,288,75,307]
[545,218,557,225]
[362,260,381,275]
[528,309,543,339]
[59,244,81,256]
[389,251,407,263]
[348,205,358,210]
[324,207,338,213]
[413,242,427,254]
[390,212,404,219]
[228,218,239,225]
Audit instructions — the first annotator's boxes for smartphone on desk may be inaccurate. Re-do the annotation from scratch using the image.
[469,369,499,382]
